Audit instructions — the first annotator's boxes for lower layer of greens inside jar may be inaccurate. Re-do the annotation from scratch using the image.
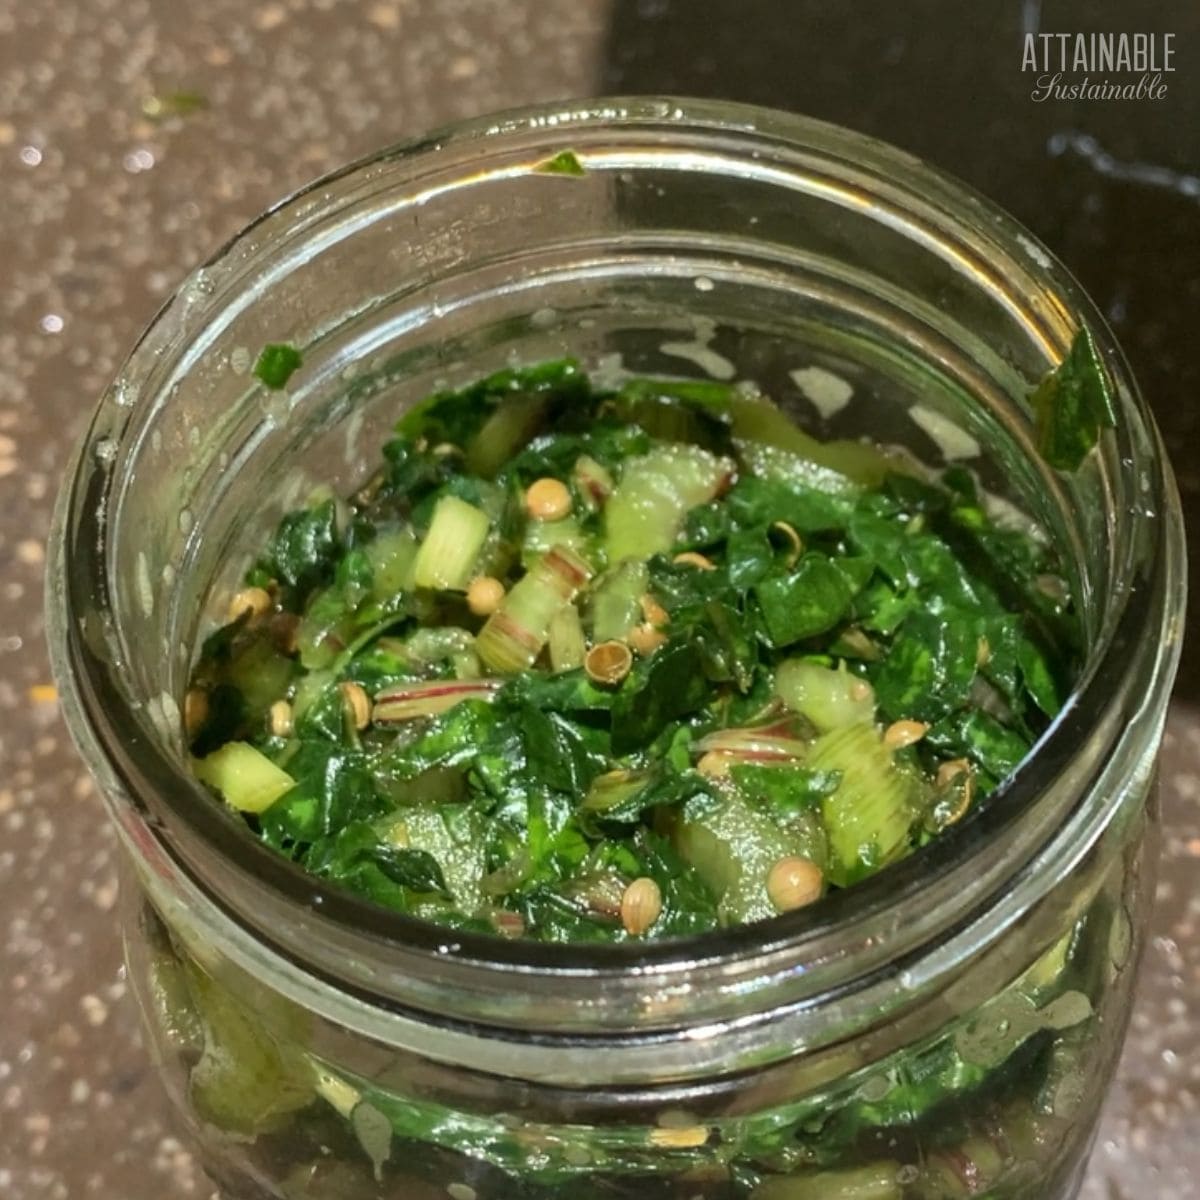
[138,867,1131,1200]
[170,348,1114,1197]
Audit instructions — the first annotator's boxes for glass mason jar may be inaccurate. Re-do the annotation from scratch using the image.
[47,99,1184,1200]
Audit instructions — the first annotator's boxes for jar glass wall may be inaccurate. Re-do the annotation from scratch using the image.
[47,99,1184,1200]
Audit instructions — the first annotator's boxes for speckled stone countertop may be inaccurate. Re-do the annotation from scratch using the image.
[0,2,1196,1198]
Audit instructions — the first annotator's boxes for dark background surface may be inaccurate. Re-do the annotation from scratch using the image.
[0,2,1196,1197]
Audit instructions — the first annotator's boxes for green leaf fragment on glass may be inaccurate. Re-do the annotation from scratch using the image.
[535,149,587,176]
[253,342,303,390]
[1032,326,1117,471]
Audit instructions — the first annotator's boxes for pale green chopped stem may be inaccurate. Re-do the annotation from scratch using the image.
[807,722,916,886]
[465,393,552,478]
[476,545,593,673]
[694,725,808,763]
[590,560,649,642]
[749,1161,903,1200]
[412,495,490,591]
[372,679,502,722]
[451,648,482,678]
[582,768,651,812]
[727,392,903,488]
[316,1070,362,1120]
[604,444,733,561]
[676,795,803,924]
[548,604,587,671]
[365,526,418,599]
[522,514,589,569]
[775,659,876,732]
[193,742,296,813]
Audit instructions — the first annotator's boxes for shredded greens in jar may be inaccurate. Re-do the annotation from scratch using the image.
[186,358,1078,942]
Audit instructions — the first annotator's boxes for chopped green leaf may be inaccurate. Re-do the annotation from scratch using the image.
[755,554,859,648]
[256,496,340,604]
[610,639,710,753]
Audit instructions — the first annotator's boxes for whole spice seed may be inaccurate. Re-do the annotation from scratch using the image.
[672,551,716,571]
[936,757,972,788]
[976,636,992,668]
[525,477,572,521]
[766,856,824,913]
[638,593,670,627]
[628,623,668,657]
[769,520,804,567]
[492,910,526,939]
[585,639,633,686]
[339,681,371,731]
[697,751,732,778]
[883,719,929,750]
[268,699,294,738]
[227,585,272,622]
[648,1126,710,1149]
[620,876,663,936]
[937,758,974,824]
[466,575,506,617]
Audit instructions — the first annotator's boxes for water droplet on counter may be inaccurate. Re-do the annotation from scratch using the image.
[123,148,156,173]
[229,346,251,375]
[693,276,714,292]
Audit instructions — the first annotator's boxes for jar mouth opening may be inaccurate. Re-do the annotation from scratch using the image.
[49,97,1182,987]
